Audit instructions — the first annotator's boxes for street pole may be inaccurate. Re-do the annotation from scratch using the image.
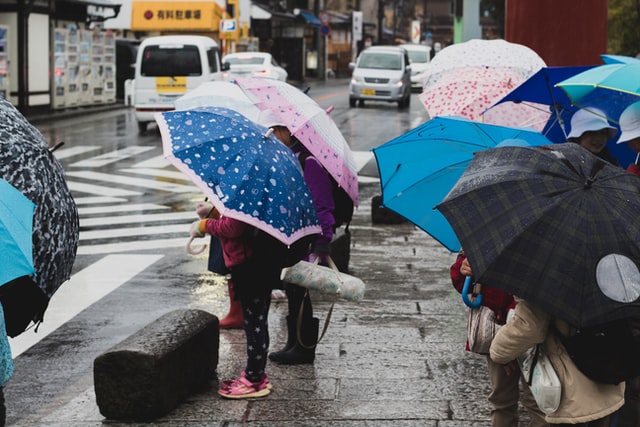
[377,0,383,44]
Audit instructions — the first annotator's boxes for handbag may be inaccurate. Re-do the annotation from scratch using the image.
[281,257,365,301]
[517,344,562,414]
[466,305,500,355]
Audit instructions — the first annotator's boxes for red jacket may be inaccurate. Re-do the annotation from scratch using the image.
[450,252,515,325]
[202,216,252,269]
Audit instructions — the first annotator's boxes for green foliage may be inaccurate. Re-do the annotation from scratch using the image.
[608,0,640,56]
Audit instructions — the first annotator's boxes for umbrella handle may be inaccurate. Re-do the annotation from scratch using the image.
[186,236,208,255]
[462,276,483,308]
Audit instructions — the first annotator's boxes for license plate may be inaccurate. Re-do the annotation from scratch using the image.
[361,88,375,96]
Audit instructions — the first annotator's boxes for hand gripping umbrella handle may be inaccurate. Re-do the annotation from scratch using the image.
[462,276,483,308]
[186,236,208,255]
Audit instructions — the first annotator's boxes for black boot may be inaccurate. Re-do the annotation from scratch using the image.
[269,283,308,361]
[268,315,297,362]
[270,316,319,365]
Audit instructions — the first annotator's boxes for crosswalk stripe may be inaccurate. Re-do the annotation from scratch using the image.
[52,145,101,160]
[65,171,196,193]
[80,211,195,227]
[9,254,163,357]
[73,196,128,205]
[70,146,155,168]
[80,223,188,240]
[78,203,171,215]
[67,181,142,196]
[77,237,190,255]
[120,168,193,182]
[133,154,171,169]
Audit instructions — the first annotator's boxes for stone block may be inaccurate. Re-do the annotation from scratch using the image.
[94,309,219,421]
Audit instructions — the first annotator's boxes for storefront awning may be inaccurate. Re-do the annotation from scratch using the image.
[250,3,272,20]
[298,11,320,26]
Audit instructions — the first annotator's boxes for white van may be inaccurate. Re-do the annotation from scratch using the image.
[133,35,229,132]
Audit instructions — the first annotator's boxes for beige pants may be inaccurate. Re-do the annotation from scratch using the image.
[486,355,549,427]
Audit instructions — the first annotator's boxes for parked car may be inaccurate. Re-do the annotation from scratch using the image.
[348,45,412,109]
[222,52,288,81]
[398,43,431,92]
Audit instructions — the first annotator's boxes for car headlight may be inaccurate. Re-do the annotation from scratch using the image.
[351,76,363,84]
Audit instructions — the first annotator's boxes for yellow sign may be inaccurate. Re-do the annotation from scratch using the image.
[131,1,222,31]
[155,76,187,93]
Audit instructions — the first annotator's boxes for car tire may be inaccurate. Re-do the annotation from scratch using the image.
[138,121,148,133]
[359,100,365,107]
[349,98,356,108]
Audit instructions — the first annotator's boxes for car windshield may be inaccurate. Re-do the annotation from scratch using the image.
[225,56,265,65]
[358,52,402,70]
[407,50,429,63]
[140,45,202,77]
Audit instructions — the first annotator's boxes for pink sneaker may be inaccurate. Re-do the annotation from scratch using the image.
[218,374,271,399]
[220,371,272,390]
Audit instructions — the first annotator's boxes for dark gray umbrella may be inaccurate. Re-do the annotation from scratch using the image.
[436,142,640,328]
[0,98,79,335]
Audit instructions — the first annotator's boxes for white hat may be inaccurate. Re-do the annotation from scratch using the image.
[617,102,640,144]
[567,108,617,140]
[257,110,287,130]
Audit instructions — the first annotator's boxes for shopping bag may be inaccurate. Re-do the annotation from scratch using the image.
[518,344,562,414]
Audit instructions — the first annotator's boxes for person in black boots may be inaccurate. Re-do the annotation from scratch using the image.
[262,112,335,365]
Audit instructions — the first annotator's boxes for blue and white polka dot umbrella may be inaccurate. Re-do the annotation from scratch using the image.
[156,106,321,245]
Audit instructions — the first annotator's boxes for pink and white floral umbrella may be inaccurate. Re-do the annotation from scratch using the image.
[422,38,546,89]
[234,77,358,206]
[419,66,550,130]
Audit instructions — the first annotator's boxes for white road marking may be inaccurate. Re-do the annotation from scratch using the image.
[52,145,101,160]
[352,150,374,172]
[9,254,163,357]
[77,237,191,255]
[133,154,171,169]
[67,181,142,197]
[78,203,170,215]
[80,223,188,240]
[65,171,196,193]
[73,196,128,205]
[69,146,155,168]
[120,168,192,182]
[80,211,195,227]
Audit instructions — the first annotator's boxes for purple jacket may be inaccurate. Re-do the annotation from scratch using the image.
[293,144,335,249]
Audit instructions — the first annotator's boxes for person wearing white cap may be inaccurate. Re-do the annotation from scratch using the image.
[616,101,640,176]
[567,108,619,166]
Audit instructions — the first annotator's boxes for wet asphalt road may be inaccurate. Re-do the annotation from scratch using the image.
[5,79,537,426]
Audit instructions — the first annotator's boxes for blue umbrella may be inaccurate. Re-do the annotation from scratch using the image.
[0,178,35,286]
[489,65,595,143]
[372,116,553,253]
[156,106,322,246]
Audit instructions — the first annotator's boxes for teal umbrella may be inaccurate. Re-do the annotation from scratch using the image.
[0,178,35,286]
[555,63,640,123]
[372,116,552,253]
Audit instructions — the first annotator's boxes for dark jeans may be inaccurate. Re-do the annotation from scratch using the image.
[556,415,613,427]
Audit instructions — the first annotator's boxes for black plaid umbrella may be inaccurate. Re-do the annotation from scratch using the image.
[436,142,640,328]
[0,98,79,335]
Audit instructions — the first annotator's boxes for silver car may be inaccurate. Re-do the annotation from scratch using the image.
[348,46,412,109]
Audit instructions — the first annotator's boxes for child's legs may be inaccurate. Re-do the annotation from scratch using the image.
[241,293,271,383]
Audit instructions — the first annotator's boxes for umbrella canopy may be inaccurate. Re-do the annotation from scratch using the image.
[372,116,552,252]
[600,54,640,65]
[555,63,640,124]
[436,143,640,328]
[0,178,35,286]
[489,65,595,143]
[0,98,79,299]
[233,77,359,206]
[419,66,549,130]
[173,81,262,122]
[156,106,322,246]
[421,38,546,89]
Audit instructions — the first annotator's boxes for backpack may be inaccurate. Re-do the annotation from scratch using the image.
[250,229,319,269]
[558,317,640,385]
[298,151,354,230]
